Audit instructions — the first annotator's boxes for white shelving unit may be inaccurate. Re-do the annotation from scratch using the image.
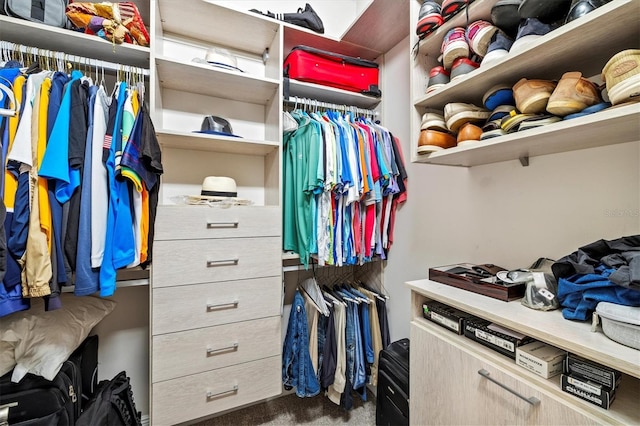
[409,0,640,165]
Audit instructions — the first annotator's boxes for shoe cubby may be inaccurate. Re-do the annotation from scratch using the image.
[410,0,640,165]
[151,0,282,206]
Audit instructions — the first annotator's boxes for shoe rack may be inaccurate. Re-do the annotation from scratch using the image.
[410,0,640,166]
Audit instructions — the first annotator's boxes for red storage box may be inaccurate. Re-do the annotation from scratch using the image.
[284,45,381,97]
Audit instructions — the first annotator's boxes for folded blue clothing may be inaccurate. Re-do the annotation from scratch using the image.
[557,265,640,321]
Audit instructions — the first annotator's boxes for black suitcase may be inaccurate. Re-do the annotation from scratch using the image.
[0,335,98,426]
[376,338,409,426]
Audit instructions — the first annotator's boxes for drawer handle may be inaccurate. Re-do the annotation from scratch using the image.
[206,300,239,311]
[206,342,239,356]
[206,258,239,267]
[206,221,238,229]
[478,369,540,406]
[206,384,238,400]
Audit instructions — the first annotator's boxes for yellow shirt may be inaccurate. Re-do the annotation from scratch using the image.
[4,74,26,210]
[38,77,53,254]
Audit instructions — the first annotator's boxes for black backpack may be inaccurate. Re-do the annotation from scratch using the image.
[76,371,141,426]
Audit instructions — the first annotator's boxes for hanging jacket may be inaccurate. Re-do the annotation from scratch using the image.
[282,290,320,398]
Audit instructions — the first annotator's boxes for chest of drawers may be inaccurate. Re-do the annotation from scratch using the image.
[150,205,282,425]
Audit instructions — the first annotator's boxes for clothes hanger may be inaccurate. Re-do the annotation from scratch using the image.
[298,263,330,316]
[0,76,18,118]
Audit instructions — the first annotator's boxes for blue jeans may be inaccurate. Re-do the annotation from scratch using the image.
[341,300,356,410]
[361,302,374,364]
[282,291,320,397]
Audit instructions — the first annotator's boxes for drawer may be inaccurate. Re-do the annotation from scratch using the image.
[151,355,281,425]
[154,205,280,240]
[152,237,281,287]
[410,321,601,426]
[152,277,281,335]
[152,316,281,383]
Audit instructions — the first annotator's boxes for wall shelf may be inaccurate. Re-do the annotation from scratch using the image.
[157,129,279,155]
[414,0,640,111]
[0,15,150,68]
[415,103,640,167]
[157,0,280,54]
[156,56,279,104]
[287,79,381,109]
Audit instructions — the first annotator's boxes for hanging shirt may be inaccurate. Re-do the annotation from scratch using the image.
[90,86,111,268]
[74,85,100,296]
[64,78,90,272]
[23,71,54,299]
[99,81,135,297]
[39,70,82,204]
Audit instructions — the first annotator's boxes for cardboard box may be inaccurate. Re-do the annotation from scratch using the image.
[516,341,566,378]
[564,353,622,389]
[422,301,472,335]
[463,317,534,359]
[561,374,616,409]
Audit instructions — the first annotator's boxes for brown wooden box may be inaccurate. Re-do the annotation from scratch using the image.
[428,263,525,302]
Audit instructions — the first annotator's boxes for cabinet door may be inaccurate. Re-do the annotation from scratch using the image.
[410,321,599,426]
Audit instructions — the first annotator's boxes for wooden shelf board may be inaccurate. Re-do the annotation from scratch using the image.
[157,0,279,55]
[157,129,279,156]
[156,56,279,104]
[287,80,382,109]
[414,103,640,166]
[414,0,640,110]
[341,0,410,58]
[407,279,640,379]
[0,15,150,67]
[283,26,381,61]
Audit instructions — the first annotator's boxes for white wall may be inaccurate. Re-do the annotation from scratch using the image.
[91,285,150,417]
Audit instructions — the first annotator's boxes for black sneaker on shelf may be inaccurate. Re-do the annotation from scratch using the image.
[251,3,324,34]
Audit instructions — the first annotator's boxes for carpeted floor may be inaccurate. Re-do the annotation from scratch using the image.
[193,391,377,425]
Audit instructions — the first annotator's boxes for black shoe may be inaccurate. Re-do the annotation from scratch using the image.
[518,0,572,22]
[250,3,324,34]
[249,8,276,19]
[565,0,611,24]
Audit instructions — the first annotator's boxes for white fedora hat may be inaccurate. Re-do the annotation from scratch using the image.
[188,176,251,204]
[205,48,244,73]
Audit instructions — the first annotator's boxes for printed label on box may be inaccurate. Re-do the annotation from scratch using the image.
[568,376,603,396]
[475,329,515,352]
[431,312,460,333]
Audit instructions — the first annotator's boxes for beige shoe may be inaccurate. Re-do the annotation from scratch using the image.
[546,72,600,116]
[602,49,640,106]
[444,102,491,133]
[420,112,448,132]
[512,78,557,114]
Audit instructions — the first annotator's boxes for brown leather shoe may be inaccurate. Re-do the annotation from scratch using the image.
[512,78,557,114]
[417,129,457,154]
[546,71,601,116]
[457,122,483,146]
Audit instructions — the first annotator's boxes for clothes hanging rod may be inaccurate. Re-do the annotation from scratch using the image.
[284,95,378,118]
[0,40,150,76]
